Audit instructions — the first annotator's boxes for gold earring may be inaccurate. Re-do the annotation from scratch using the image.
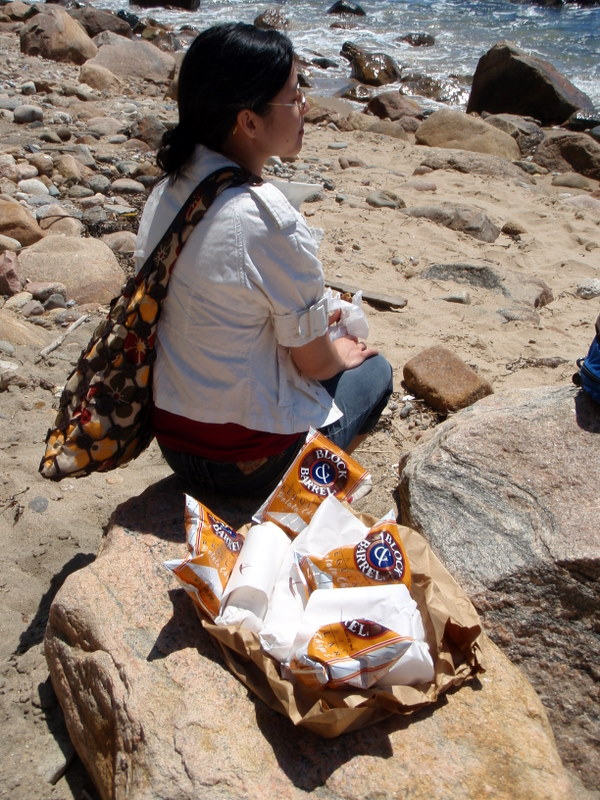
[232,124,238,136]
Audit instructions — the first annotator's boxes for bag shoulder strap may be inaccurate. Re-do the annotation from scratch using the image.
[137,166,262,284]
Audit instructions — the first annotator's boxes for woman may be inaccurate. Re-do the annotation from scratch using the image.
[134,22,393,499]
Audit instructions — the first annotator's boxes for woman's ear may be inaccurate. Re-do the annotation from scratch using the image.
[235,108,261,140]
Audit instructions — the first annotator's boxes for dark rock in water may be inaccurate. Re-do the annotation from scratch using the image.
[341,41,401,87]
[311,56,339,69]
[254,8,289,30]
[398,32,435,47]
[533,132,600,180]
[338,82,372,102]
[467,40,594,125]
[116,9,140,30]
[561,109,600,132]
[327,0,366,15]
[133,0,199,10]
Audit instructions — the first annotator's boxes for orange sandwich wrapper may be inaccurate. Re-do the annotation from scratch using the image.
[202,514,484,737]
[253,428,372,537]
[164,495,245,620]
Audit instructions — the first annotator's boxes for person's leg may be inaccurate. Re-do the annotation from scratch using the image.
[319,354,393,452]
[159,435,304,501]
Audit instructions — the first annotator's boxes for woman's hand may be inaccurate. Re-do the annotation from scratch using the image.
[332,335,378,370]
[290,333,378,381]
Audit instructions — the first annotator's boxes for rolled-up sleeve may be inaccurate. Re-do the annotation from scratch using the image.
[238,182,328,347]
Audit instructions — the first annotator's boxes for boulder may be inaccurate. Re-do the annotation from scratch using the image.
[397,385,600,788]
[134,0,199,9]
[45,477,574,800]
[482,113,545,156]
[0,198,45,246]
[0,308,50,346]
[17,236,124,305]
[366,91,423,121]
[466,41,594,126]
[87,39,176,84]
[403,345,493,413]
[20,6,97,66]
[68,6,132,39]
[415,109,521,160]
[404,204,500,242]
[420,263,553,309]
[418,148,535,183]
[341,42,401,86]
[533,132,600,180]
[37,204,84,237]
[79,62,122,92]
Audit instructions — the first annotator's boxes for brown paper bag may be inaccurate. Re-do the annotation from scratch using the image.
[203,520,483,737]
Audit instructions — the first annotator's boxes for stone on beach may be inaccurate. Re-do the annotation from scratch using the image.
[533,132,600,181]
[402,345,493,413]
[404,204,500,242]
[0,198,45,246]
[19,6,98,65]
[44,478,573,800]
[87,38,176,84]
[397,385,600,786]
[415,109,521,160]
[16,235,124,305]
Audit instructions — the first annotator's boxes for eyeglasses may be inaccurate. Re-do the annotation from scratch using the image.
[267,89,307,112]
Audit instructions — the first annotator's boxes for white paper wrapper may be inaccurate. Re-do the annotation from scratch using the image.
[283,584,434,688]
[216,521,290,632]
[292,494,369,556]
[325,288,369,342]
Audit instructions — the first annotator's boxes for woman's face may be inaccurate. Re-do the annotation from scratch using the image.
[256,65,307,161]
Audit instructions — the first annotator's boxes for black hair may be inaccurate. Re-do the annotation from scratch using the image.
[157,22,295,176]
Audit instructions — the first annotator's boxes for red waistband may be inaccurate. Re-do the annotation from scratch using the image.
[152,406,300,461]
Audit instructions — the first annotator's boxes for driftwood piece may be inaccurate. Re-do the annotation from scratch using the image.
[327,279,408,310]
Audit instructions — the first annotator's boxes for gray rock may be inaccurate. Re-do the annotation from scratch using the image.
[405,205,500,242]
[397,385,600,786]
[110,177,145,194]
[17,178,49,196]
[419,148,535,184]
[551,172,595,190]
[45,478,573,800]
[366,190,404,209]
[13,104,43,124]
[482,112,545,156]
[576,278,600,300]
[421,262,553,309]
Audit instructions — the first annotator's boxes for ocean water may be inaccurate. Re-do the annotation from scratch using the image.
[86,0,600,108]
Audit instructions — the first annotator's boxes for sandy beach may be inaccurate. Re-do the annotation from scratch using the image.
[0,17,599,799]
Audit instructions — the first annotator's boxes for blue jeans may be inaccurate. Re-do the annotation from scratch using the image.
[159,354,393,501]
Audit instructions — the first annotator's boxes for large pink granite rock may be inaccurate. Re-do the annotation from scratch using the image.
[45,479,573,800]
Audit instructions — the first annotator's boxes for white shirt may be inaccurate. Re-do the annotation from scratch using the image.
[134,145,341,435]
